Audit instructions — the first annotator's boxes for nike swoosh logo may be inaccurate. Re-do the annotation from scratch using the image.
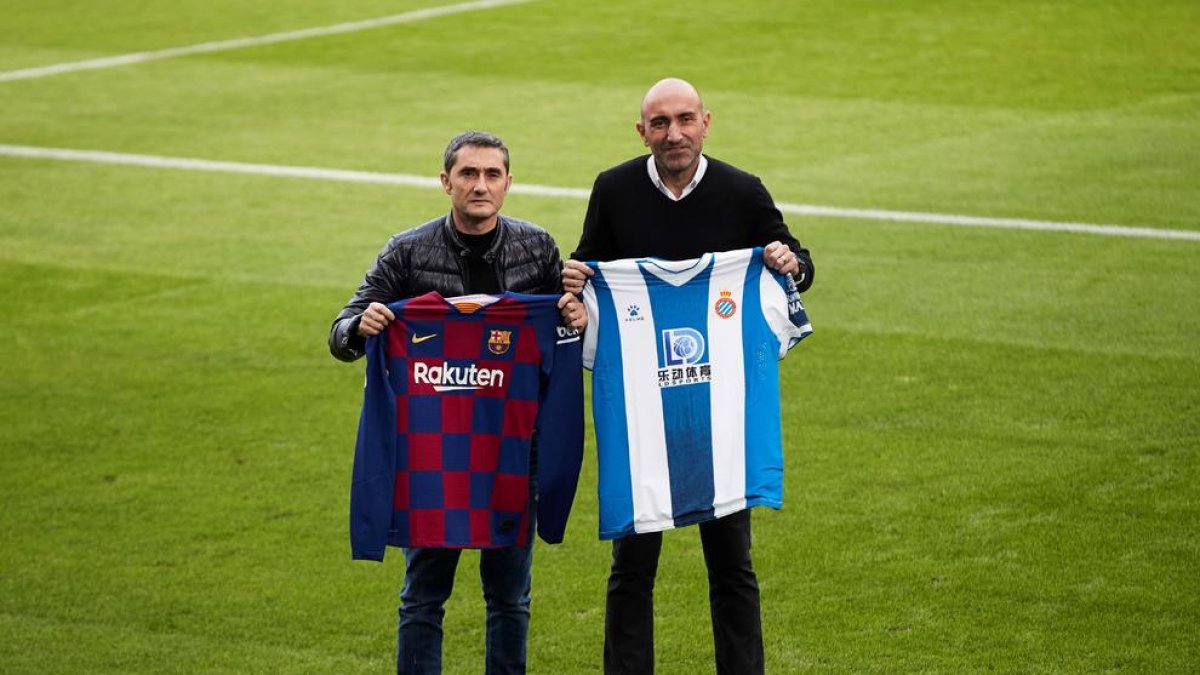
[411,333,437,344]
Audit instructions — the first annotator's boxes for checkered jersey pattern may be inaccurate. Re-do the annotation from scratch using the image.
[388,293,543,548]
[350,291,582,560]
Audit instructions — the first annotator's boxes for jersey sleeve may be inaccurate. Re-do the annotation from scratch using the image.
[349,323,401,562]
[579,260,610,370]
[759,263,813,358]
[580,278,600,370]
[533,320,585,544]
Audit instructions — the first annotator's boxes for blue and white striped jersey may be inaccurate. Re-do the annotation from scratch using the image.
[580,247,812,539]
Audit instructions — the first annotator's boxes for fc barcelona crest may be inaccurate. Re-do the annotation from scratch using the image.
[487,329,513,355]
[714,290,737,319]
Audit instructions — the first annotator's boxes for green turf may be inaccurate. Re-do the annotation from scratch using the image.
[2,1,1198,673]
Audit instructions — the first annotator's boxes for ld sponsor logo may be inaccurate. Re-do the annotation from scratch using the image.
[661,327,705,367]
[658,327,711,389]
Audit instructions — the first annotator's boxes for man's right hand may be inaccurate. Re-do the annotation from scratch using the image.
[562,259,594,294]
[357,302,395,337]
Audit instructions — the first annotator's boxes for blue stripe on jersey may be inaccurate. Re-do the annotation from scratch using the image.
[591,268,636,537]
[743,261,784,507]
[640,258,717,528]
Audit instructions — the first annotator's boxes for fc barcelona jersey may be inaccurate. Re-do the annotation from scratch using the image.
[580,248,811,539]
[351,292,583,560]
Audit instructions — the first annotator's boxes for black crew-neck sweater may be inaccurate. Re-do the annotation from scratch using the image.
[571,155,813,292]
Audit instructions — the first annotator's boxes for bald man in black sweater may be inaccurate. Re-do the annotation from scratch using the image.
[563,78,814,675]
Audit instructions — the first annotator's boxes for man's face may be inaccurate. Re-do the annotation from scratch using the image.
[636,87,710,177]
[441,145,511,229]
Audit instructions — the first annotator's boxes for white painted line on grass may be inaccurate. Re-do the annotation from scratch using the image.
[0,0,533,83]
[1,143,1195,242]
[0,143,443,189]
[774,203,1200,242]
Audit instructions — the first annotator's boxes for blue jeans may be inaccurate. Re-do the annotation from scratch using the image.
[396,544,534,675]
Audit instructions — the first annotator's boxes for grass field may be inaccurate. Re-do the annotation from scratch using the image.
[2,1,1198,673]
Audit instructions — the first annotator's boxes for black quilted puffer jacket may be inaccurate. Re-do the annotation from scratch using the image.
[328,213,563,362]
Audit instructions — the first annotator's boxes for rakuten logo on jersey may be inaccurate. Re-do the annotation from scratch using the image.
[412,361,506,392]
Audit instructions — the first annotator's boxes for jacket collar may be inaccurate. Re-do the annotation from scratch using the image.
[441,213,507,262]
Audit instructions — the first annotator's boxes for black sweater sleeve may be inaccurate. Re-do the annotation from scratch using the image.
[745,177,814,292]
[572,173,617,262]
[570,157,814,293]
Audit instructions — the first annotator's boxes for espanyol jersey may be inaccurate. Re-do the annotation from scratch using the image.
[351,292,583,560]
[580,248,811,540]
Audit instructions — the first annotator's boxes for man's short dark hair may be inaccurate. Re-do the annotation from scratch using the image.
[443,131,510,174]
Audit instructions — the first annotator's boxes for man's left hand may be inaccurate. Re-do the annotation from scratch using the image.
[763,241,801,276]
[558,292,588,331]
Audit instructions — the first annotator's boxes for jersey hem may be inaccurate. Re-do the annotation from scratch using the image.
[598,499,782,540]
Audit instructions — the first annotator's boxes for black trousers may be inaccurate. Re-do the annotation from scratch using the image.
[603,509,764,675]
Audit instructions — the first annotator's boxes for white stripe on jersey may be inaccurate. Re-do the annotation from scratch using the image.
[612,274,674,528]
[707,253,749,517]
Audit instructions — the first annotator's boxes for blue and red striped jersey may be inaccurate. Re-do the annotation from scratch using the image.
[350,291,584,560]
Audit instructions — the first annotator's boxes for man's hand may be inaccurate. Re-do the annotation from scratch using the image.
[562,259,594,295]
[357,302,395,337]
[558,292,588,331]
[763,241,801,277]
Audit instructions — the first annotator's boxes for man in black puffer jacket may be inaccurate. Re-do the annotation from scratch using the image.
[329,131,586,675]
[330,133,583,362]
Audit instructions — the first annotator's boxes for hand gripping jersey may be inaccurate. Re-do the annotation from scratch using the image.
[351,292,584,560]
[580,248,811,540]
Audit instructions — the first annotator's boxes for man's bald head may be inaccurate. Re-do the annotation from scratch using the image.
[640,78,705,121]
[636,77,711,185]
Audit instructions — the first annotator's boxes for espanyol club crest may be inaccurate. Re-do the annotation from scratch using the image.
[487,329,512,355]
[714,290,737,319]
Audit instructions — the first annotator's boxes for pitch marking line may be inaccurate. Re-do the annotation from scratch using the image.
[0,0,533,83]
[2,144,1196,242]
[771,204,1200,241]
